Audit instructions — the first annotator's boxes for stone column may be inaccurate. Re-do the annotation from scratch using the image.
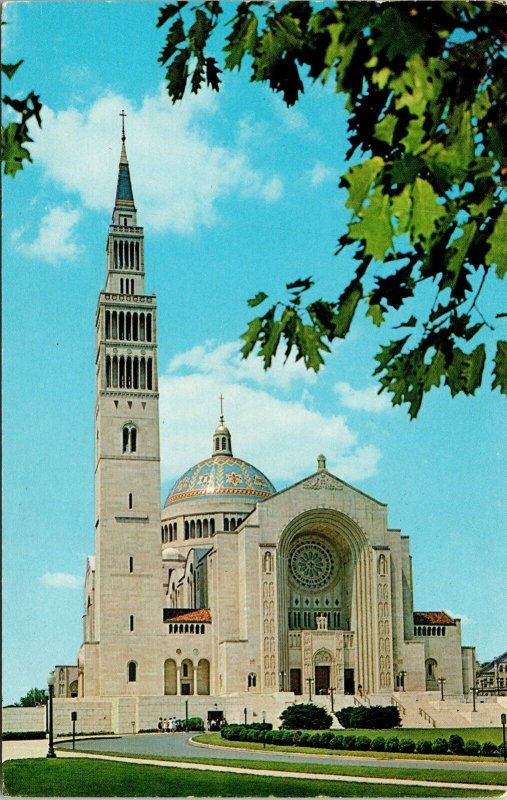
[193,665,198,695]
[176,665,181,695]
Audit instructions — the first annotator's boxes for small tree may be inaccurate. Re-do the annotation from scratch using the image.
[17,688,46,707]
[336,704,401,729]
[279,703,333,730]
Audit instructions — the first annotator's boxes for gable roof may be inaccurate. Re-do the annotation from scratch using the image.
[413,611,456,626]
[163,608,211,624]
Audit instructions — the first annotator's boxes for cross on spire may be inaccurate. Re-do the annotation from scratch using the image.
[219,394,224,420]
[120,109,127,142]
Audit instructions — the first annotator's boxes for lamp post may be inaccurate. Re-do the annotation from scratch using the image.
[46,671,56,758]
[279,671,286,691]
[438,677,446,701]
[471,685,477,712]
[399,671,406,692]
[44,690,49,734]
[501,714,506,762]
[185,699,189,730]
[329,686,336,713]
[243,707,247,725]
[306,677,314,702]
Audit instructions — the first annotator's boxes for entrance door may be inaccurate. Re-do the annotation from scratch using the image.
[290,669,302,695]
[315,665,330,695]
[344,668,355,694]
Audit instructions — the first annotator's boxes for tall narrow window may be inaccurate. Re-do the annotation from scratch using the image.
[120,278,124,294]
[147,358,153,390]
[129,556,133,573]
[135,242,140,270]
[133,313,138,341]
[122,424,137,454]
[146,314,152,342]
[105,310,111,338]
[128,492,133,509]
[114,240,118,268]
[112,311,118,339]
[128,661,137,682]
[119,312,124,340]
[119,356,125,387]
[139,314,145,341]
[129,615,134,632]
[106,356,111,388]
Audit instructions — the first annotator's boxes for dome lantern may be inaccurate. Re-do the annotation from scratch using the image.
[213,394,232,456]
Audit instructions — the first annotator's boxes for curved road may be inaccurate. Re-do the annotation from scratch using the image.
[59,733,507,774]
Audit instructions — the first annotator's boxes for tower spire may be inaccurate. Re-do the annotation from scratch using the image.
[212,396,233,456]
[114,110,136,218]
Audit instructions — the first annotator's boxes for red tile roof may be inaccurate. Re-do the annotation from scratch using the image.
[414,611,456,626]
[165,608,211,624]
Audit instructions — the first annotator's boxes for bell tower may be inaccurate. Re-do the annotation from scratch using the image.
[83,115,164,698]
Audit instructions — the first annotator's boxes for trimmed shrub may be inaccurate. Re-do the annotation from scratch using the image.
[179,716,204,732]
[256,729,267,742]
[319,731,335,748]
[431,737,449,754]
[280,703,332,730]
[448,734,464,755]
[481,741,498,757]
[298,732,311,746]
[248,722,273,730]
[308,732,322,747]
[463,739,480,755]
[371,736,386,752]
[264,730,275,744]
[415,739,433,754]
[292,730,302,746]
[385,736,400,752]
[246,729,258,742]
[2,731,46,741]
[342,735,357,751]
[355,735,372,751]
[336,705,401,729]
[399,738,416,753]
[331,734,344,750]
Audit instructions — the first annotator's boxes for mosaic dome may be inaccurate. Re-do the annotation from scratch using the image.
[164,455,276,507]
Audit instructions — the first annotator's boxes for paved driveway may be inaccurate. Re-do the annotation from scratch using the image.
[58,732,507,774]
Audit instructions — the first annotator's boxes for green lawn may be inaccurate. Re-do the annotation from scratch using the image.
[2,758,503,797]
[70,749,507,786]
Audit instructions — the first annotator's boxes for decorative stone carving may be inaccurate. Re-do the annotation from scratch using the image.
[302,472,344,490]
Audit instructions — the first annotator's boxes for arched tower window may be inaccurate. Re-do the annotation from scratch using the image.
[122,424,137,453]
[128,661,137,682]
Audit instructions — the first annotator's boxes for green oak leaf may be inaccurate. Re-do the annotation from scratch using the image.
[247,292,268,308]
[410,177,446,243]
[349,187,393,260]
[492,341,507,395]
[342,157,384,214]
[486,208,507,278]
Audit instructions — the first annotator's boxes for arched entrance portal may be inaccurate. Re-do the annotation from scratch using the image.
[278,508,379,695]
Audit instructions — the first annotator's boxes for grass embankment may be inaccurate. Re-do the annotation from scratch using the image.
[2,758,503,797]
[69,748,507,786]
[196,729,505,762]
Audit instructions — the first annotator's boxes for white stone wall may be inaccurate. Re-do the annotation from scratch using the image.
[2,706,45,733]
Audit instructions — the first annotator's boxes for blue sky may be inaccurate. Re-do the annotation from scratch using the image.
[3,2,506,704]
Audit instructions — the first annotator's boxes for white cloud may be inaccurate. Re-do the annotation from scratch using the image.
[335,381,391,413]
[309,160,337,187]
[444,609,472,625]
[40,572,82,589]
[160,340,382,490]
[30,87,283,233]
[13,206,82,264]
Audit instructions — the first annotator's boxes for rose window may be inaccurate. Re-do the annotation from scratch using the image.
[289,540,335,591]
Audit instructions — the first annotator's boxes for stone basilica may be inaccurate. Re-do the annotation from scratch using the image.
[52,132,476,734]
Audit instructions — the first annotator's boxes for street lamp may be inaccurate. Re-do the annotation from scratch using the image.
[470,685,477,712]
[46,671,56,758]
[399,671,406,692]
[279,671,286,691]
[306,677,314,702]
[438,676,446,701]
[329,686,336,713]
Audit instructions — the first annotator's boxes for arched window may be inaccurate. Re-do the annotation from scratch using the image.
[105,310,111,338]
[210,518,215,535]
[106,356,111,387]
[135,242,140,270]
[139,313,145,342]
[112,311,118,339]
[222,437,226,449]
[197,520,202,538]
[119,356,125,387]
[128,661,137,682]
[184,521,189,540]
[146,314,152,342]
[122,424,137,453]
[133,313,138,341]
[173,522,177,540]
[248,673,256,688]
[224,518,229,531]
[147,358,153,390]
[203,519,208,537]
[114,240,118,268]
[119,312,124,340]
[190,520,195,538]
[215,437,219,450]
[230,518,236,531]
